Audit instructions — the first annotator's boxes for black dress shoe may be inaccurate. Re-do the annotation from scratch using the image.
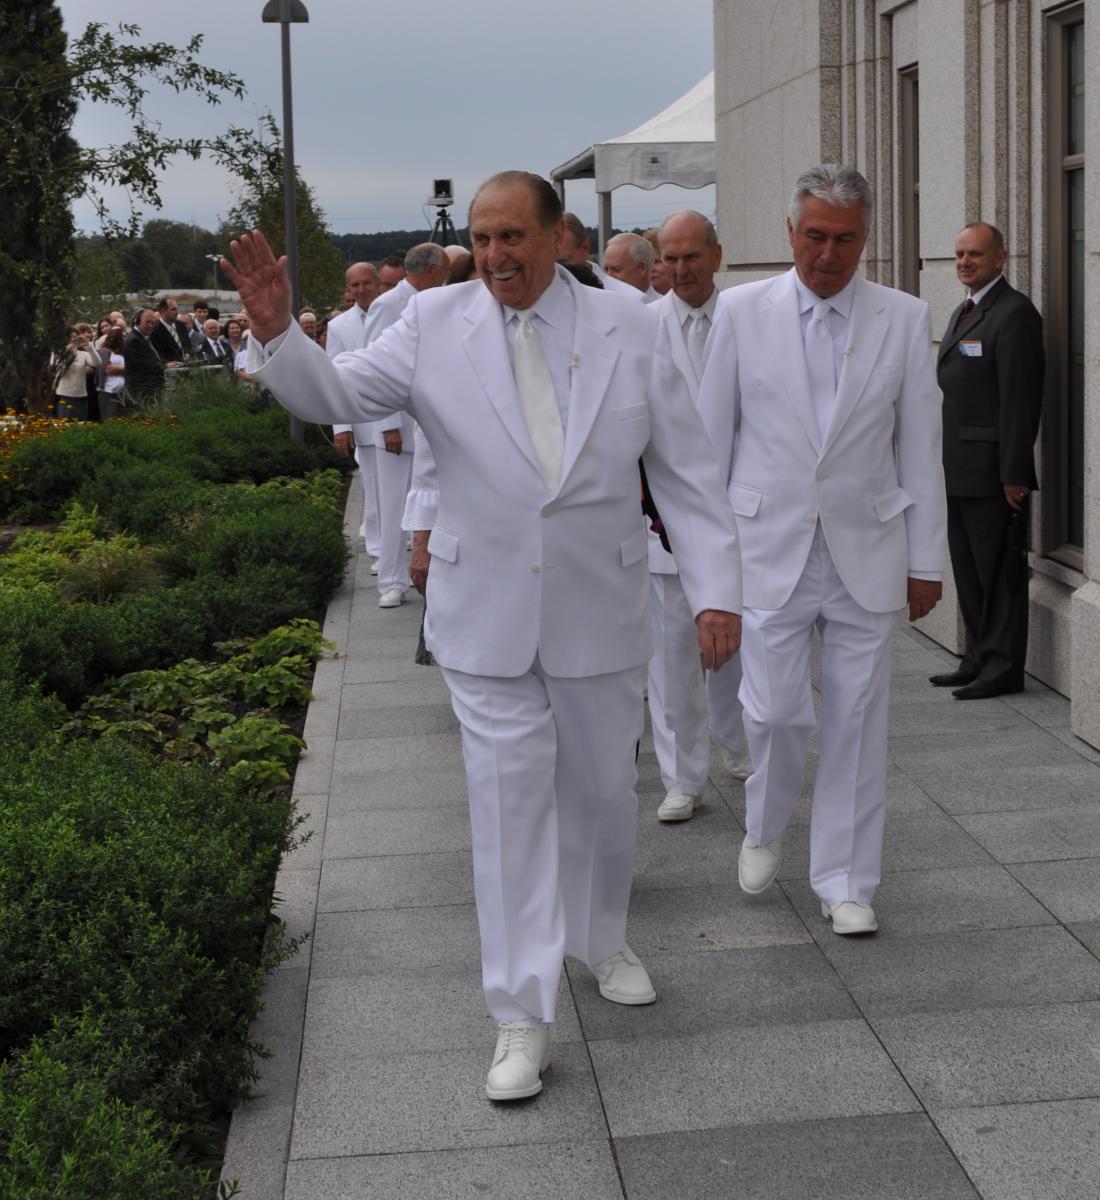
[929,670,976,687]
[952,680,1021,700]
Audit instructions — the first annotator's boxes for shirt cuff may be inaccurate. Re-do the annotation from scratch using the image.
[402,491,439,532]
[908,570,943,582]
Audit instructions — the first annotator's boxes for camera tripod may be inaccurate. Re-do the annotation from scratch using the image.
[429,204,463,247]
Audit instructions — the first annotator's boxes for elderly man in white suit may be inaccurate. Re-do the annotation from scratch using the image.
[604,232,661,303]
[224,171,742,1103]
[330,262,382,566]
[358,242,450,608]
[647,211,752,823]
[698,165,946,935]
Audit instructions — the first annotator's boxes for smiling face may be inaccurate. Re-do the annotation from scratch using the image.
[787,195,868,298]
[346,264,379,311]
[954,224,1007,293]
[470,181,563,310]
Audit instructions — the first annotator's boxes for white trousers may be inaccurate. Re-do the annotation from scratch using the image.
[740,526,900,905]
[355,445,381,559]
[442,660,645,1024]
[648,573,747,793]
[374,447,413,595]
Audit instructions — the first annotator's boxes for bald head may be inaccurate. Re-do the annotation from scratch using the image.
[346,261,380,311]
[659,211,722,308]
[603,232,654,292]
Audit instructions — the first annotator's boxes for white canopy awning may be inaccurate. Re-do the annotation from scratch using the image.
[549,73,714,251]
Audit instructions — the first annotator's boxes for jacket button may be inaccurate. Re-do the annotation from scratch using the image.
[531,564,542,573]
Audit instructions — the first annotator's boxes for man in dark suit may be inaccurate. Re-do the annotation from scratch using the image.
[194,317,235,373]
[123,308,167,401]
[931,222,1044,700]
[149,296,189,364]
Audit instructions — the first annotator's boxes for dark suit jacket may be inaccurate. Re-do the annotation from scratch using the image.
[149,318,190,363]
[123,330,166,400]
[937,277,1044,497]
[194,336,235,372]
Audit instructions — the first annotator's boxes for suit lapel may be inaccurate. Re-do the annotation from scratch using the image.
[766,271,821,453]
[820,276,889,457]
[658,296,700,397]
[460,286,544,482]
[938,276,1005,362]
[558,284,620,490]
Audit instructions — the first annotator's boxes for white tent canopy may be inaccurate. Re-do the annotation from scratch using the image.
[550,73,715,254]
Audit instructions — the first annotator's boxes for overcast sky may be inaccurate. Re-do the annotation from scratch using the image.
[57,0,716,241]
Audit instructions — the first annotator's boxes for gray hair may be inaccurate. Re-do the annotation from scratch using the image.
[788,165,874,230]
[605,232,654,269]
[404,242,448,274]
[659,210,718,246]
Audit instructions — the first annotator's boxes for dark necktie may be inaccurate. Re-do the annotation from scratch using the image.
[954,297,975,332]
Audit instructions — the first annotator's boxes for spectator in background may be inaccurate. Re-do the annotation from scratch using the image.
[96,316,114,343]
[179,311,205,352]
[603,232,660,302]
[193,300,210,328]
[150,297,189,364]
[124,308,167,402]
[446,250,477,285]
[98,325,127,420]
[644,227,671,296]
[224,317,246,359]
[53,326,98,420]
[377,254,406,292]
[196,318,234,372]
[299,311,319,340]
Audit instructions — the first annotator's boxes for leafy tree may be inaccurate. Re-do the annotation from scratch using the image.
[216,114,345,315]
[139,219,221,290]
[0,11,244,411]
[71,237,130,322]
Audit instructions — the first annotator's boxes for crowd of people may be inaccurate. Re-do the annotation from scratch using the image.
[216,161,1043,1105]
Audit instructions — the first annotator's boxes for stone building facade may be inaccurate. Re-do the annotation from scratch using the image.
[713,0,1099,747]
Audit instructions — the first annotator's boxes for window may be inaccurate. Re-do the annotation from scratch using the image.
[1046,8,1085,563]
[899,65,920,297]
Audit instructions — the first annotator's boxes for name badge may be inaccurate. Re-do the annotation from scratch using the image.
[958,340,983,357]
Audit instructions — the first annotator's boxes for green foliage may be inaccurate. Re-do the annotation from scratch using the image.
[215,113,345,313]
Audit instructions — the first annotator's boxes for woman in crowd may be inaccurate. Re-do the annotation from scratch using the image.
[224,317,245,358]
[98,326,127,420]
[53,327,98,420]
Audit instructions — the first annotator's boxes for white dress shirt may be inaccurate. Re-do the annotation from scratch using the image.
[501,267,576,427]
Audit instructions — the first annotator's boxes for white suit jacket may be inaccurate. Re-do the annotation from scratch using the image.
[327,303,374,445]
[250,267,741,678]
[359,279,415,450]
[647,290,707,575]
[698,268,946,614]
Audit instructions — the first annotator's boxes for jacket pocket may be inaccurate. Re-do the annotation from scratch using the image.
[959,426,999,443]
[872,487,915,522]
[729,482,763,518]
[427,525,459,563]
[614,402,649,422]
[620,529,649,566]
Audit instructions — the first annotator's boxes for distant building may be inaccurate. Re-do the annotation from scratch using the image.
[713,0,1098,747]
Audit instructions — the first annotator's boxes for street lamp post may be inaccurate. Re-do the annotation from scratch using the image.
[262,0,309,443]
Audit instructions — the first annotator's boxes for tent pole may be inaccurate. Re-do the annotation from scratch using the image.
[553,179,565,205]
[598,191,612,258]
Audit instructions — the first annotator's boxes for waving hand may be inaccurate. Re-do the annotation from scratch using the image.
[220,231,293,345]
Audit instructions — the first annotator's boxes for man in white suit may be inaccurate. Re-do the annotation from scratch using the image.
[329,262,382,566]
[560,213,643,300]
[604,232,661,303]
[699,165,946,935]
[359,242,450,608]
[225,171,742,1103]
[648,211,753,823]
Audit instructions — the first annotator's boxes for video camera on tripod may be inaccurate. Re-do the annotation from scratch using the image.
[428,178,463,246]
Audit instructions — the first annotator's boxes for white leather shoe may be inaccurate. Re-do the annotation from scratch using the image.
[738,834,782,894]
[369,557,380,575]
[592,945,656,1005]
[485,1021,550,1101]
[378,587,404,608]
[720,745,754,781]
[821,900,878,935]
[656,786,700,822]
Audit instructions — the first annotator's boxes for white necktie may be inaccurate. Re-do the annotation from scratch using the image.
[685,309,709,378]
[513,309,564,492]
[805,298,835,442]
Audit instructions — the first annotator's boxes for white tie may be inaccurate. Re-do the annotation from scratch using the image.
[805,298,835,442]
[513,309,564,492]
[686,309,709,378]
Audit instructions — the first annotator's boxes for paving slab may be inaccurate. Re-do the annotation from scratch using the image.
[323,805,471,858]
[290,1043,605,1158]
[871,1001,1100,1108]
[326,764,470,812]
[817,925,1100,1016]
[568,943,857,1041]
[336,701,458,739]
[1008,858,1100,922]
[317,850,475,912]
[284,1140,623,1200]
[308,904,482,980]
[957,805,1100,863]
[589,1018,919,1137]
[615,1113,979,1200]
[782,864,1056,941]
[933,1098,1100,1200]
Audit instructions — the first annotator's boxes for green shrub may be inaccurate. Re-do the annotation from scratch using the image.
[0,1035,211,1200]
